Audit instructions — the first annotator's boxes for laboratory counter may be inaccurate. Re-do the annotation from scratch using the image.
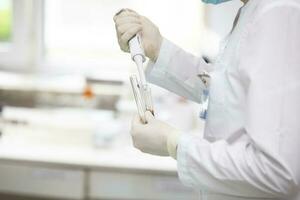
[0,107,198,200]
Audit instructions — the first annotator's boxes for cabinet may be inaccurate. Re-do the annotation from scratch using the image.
[0,163,85,199]
[89,171,198,200]
[0,162,197,200]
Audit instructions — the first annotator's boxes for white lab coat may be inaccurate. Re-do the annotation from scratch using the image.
[145,0,300,199]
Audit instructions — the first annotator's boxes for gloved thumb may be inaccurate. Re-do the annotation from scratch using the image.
[132,114,142,126]
[145,111,154,122]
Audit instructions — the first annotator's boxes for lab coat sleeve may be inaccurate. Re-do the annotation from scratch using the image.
[145,38,211,103]
[177,3,300,198]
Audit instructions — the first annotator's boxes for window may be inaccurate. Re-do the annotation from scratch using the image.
[0,0,206,76]
[41,0,205,75]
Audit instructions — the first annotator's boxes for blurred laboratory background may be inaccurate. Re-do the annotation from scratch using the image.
[0,0,241,200]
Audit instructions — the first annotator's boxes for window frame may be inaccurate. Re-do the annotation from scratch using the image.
[35,0,132,78]
[0,0,144,78]
[0,0,37,72]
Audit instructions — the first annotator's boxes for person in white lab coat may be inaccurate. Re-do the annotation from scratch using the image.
[114,0,300,199]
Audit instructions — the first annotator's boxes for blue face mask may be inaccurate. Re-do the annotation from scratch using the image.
[202,0,232,4]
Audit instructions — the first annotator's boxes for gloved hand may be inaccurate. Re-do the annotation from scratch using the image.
[130,111,181,158]
[113,9,163,61]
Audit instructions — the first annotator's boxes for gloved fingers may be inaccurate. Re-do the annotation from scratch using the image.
[118,25,142,52]
[117,24,141,52]
[130,114,146,147]
[116,33,128,52]
[120,26,142,47]
[123,8,139,14]
[131,114,142,127]
[131,114,148,131]
[114,8,138,16]
[118,23,142,36]
[130,115,140,149]
[114,8,130,17]
[115,14,141,43]
[115,27,129,52]
[145,111,154,122]
[114,10,140,23]
[114,15,141,27]
[115,14,141,38]
[114,9,131,19]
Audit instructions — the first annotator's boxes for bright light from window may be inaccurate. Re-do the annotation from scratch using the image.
[43,0,204,74]
[0,0,12,42]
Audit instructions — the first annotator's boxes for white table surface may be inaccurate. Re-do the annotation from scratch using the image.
[0,107,177,173]
[0,139,177,173]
